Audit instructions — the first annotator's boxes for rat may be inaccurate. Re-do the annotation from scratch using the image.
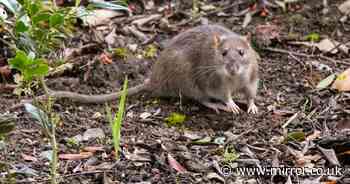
[45,24,260,114]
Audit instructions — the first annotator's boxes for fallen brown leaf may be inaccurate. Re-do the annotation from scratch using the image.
[167,153,187,173]
[332,67,350,91]
[83,146,105,153]
[306,130,321,141]
[100,53,113,64]
[0,65,11,77]
[59,152,93,160]
[22,153,38,162]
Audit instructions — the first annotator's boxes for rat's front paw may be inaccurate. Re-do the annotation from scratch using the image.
[247,103,258,114]
[226,100,241,114]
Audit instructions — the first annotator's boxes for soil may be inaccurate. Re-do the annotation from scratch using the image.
[1,0,350,184]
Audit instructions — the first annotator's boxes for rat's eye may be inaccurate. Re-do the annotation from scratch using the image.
[222,49,228,57]
[238,49,245,56]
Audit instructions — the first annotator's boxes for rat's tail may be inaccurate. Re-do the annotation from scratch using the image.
[48,84,147,104]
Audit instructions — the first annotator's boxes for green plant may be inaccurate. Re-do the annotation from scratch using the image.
[114,47,129,59]
[143,44,157,58]
[223,145,239,163]
[9,49,49,96]
[305,32,320,42]
[165,112,186,127]
[106,77,128,160]
[13,0,78,55]
[9,50,49,81]
[24,102,60,184]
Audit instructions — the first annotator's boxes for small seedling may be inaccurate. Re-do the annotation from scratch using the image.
[165,112,186,127]
[285,131,305,143]
[114,47,129,59]
[106,77,128,160]
[143,44,157,58]
[305,32,320,42]
[223,145,239,163]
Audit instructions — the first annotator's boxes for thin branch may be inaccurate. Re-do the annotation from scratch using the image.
[263,47,350,66]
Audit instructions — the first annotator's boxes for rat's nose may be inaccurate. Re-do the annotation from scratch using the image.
[226,63,239,75]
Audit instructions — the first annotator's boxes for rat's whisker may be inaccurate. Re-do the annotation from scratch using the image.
[192,68,217,81]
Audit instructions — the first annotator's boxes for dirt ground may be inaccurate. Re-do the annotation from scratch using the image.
[1,0,350,183]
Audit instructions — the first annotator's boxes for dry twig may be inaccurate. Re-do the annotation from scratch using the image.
[264,47,350,66]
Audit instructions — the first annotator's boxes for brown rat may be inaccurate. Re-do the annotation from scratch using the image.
[44,24,260,113]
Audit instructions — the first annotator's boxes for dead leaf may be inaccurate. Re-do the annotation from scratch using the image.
[338,0,350,15]
[306,130,321,141]
[335,119,350,131]
[59,152,94,160]
[105,27,118,48]
[206,172,225,182]
[316,38,349,54]
[317,146,340,166]
[48,63,74,77]
[339,150,350,156]
[201,4,216,11]
[100,53,113,64]
[167,153,187,173]
[0,65,11,77]
[242,12,252,28]
[301,176,322,184]
[332,67,350,91]
[22,154,38,162]
[124,147,152,162]
[323,181,337,184]
[316,74,335,89]
[83,146,105,153]
[81,9,125,26]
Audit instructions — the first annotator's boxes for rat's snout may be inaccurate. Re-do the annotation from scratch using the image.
[225,62,241,75]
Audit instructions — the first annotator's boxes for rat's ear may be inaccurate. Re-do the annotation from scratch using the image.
[213,34,226,48]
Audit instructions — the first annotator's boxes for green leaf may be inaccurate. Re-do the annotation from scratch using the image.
[32,13,50,25]
[285,131,305,142]
[9,50,49,81]
[143,44,157,58]
[15,20,29,33]
[31,59,49,75]
[9,50,30,72]
[49,13,64,28]
[306,33,320,42]
[109,76,128,160]
[316,74,336,89]
[165,112,186,126]
[28,2,39,16]
[224,145,239,163]
[114,47,128,59]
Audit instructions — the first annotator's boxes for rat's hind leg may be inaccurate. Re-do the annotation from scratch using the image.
[200,100,228,114]
[200,99,240,114]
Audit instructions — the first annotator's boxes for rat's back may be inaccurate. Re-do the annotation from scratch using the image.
[149,25,232,98]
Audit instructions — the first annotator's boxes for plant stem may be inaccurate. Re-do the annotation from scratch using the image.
[40,77,50,97]
[50,123,58,184]
[39,77,57,184]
